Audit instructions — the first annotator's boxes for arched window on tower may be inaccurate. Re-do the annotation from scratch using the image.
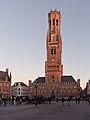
[49,36,51,42]
[54,48,56,54]
[53,36,55,41]
[56,35,59,41]
[51,47,56,55]
[50,19,51,27]
[53,19,55,26]
[51,48,53,55]
[56,19,58,26]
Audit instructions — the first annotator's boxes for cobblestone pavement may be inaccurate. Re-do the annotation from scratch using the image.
[0,101,90,120]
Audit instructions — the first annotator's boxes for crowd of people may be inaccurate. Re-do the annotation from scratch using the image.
[0,95,90,107]
[0,96,23,106]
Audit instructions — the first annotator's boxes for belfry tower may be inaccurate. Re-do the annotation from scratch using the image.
[45,9,63,83]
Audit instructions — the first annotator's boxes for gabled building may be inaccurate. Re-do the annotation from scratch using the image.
[0,68,11,98]
[29,9,81,98]
[12,82,29,97]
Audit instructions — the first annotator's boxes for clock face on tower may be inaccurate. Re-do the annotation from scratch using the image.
[50,56,56,62]
[52,58,55,62]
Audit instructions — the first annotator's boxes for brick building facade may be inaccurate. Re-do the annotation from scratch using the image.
[0,68,11,98]
[29,9,81,99]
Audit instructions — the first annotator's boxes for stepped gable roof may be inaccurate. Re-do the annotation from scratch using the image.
[34,77,45,84]
[61,76,76,83]
[0,71,6,80]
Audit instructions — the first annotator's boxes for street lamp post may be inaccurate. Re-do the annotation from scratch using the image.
[35,83,38,106]
[56,91,58,102]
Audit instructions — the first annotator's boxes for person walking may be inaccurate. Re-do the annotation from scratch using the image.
[88,97,90,106]
[61,97,65,106]
[67,97,71,106]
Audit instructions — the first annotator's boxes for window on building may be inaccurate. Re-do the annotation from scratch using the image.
[56,19,58,26]
[51,47,56,55]
[51,48,53,55]
[7,83,9,87]
[4,83,6,86]
[56,35,59,41]
[50,20,51,27]
[0,83,2,86]
[4,94,6,97]
[49,36,51,42]
[53,36,54,41]
[53,19,55,26]
[6,88,9,92]
[54,48,56,54]
[18,88,20,91]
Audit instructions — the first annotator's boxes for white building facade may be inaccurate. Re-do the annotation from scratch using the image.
[12,82,29,97]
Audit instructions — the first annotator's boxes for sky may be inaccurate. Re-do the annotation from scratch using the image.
[0,0,90,89]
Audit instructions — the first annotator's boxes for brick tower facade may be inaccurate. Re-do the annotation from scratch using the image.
[29,9,81,98]
[45,9,63,83]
